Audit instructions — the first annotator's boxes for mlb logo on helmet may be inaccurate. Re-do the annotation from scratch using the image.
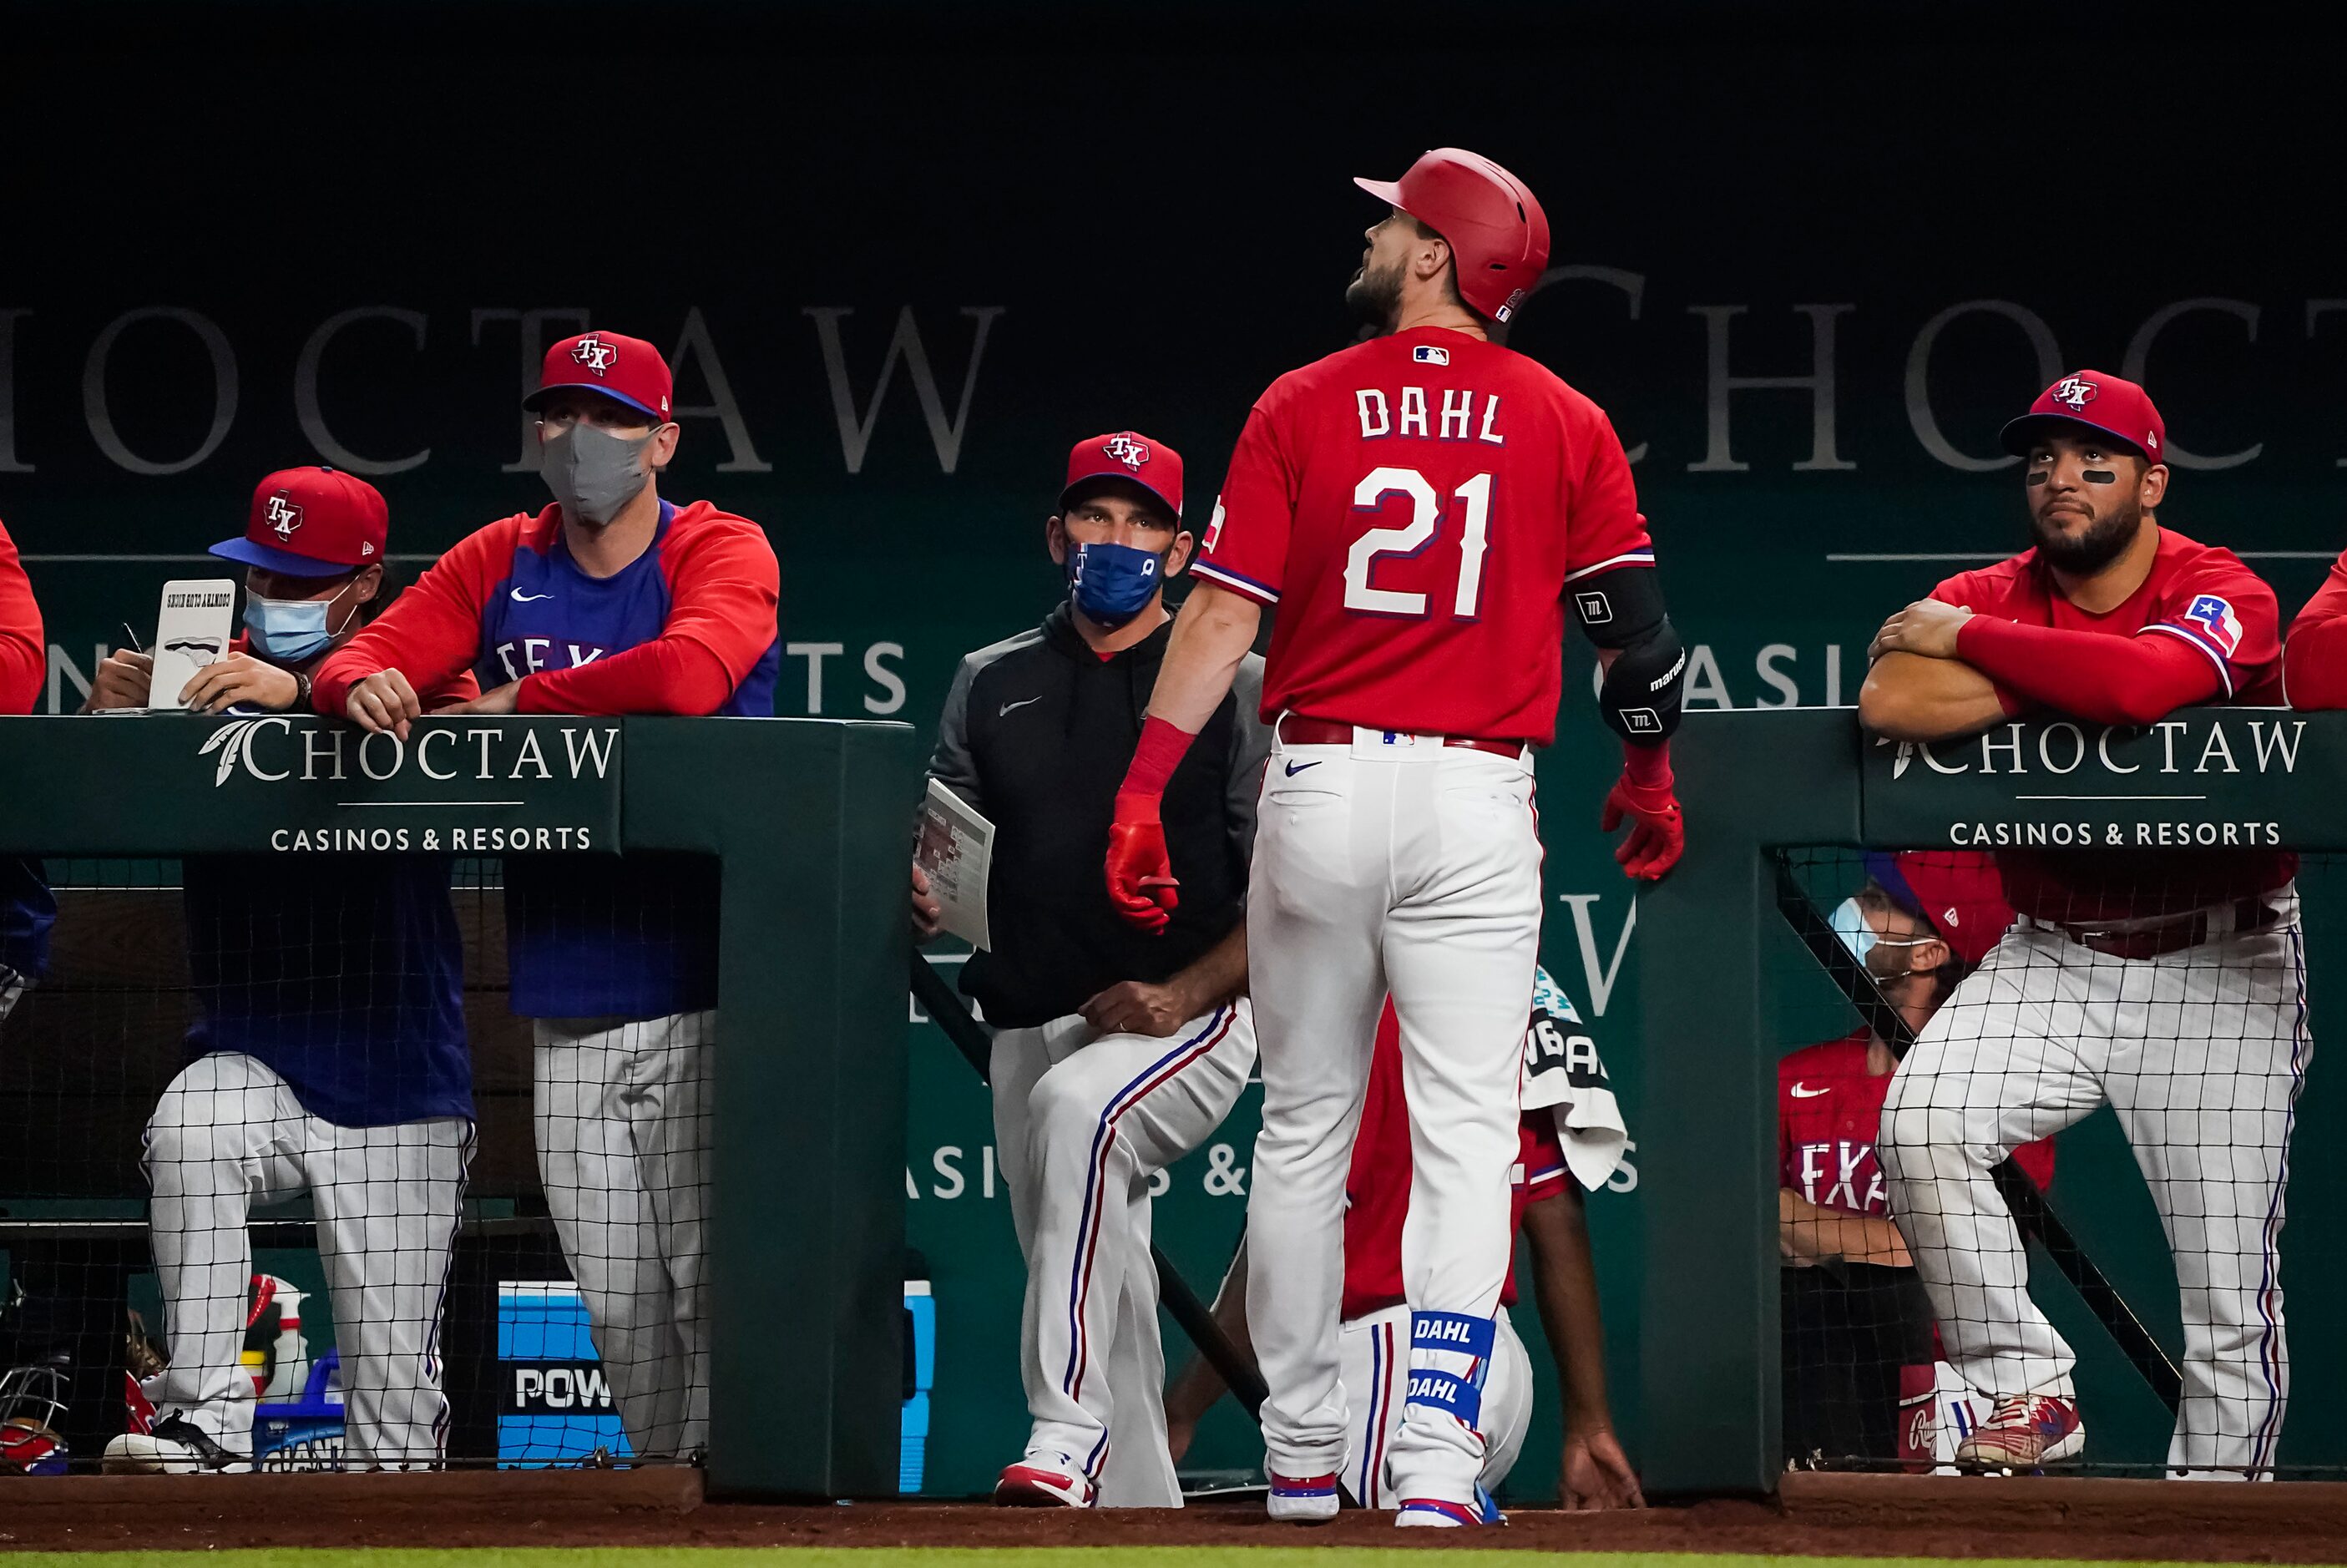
[525,330,674,422]
[210,467,390,578]
[2183,594,2244,658]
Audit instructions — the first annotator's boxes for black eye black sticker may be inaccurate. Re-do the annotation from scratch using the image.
[2026,472,2048,485]
[2082,469,2117,484]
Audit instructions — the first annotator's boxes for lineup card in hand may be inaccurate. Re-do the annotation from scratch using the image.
[917,777,995,951]
[147,579,237,712]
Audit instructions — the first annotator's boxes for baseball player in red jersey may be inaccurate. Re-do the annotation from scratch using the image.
[1862,372,2306,1476]
[2281,550,2347,707]
[317,331,781,1460]
[1165,969,1641,1514]
[1106,149,1688,1525]
[1782,852,2053,1469]
[1,516,55,1024]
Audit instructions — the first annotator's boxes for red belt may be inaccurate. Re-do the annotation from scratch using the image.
[1277,715,1525,759]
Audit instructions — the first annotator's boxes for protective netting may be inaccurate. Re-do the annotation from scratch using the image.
[0,854,714,1474]
[1772,847,2329,1479]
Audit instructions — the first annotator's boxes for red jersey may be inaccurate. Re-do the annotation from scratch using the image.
[1342,1001,1566,1322]
[1780,1032,2054,1218]
[1930,529,2292,921]
[2284,548,2347,710]
[0,518,41,715]
[1193,326,1651,746]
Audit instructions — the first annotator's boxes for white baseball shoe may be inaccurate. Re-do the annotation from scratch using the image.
[993,1452,1097,1507]
[1396,1497,1483,1526]
[1955,1394,2084,1469]
[102,1414,253,1474]
[1266,1471,1340,1521]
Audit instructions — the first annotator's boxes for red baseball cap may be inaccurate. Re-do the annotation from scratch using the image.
[210,466,388,578]
[1060,430,1183,520]
[1880,850,2016,971]
[524,330,673,423]
[2000,369,2167,464]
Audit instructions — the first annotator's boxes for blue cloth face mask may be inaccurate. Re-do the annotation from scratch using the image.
[245,588,352,664]
[1067,540,1167,628]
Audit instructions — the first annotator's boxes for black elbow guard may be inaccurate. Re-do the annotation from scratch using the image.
[1598,618,1686,743]
[1572,566,1684,744]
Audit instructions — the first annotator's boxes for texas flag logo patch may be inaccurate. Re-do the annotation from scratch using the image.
[2182,594,2244,658]
[1413,344,1451,366]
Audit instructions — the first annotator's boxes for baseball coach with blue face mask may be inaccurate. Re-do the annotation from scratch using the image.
[913,431,1269,1509]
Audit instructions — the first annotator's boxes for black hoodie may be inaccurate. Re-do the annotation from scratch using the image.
[927,602,1268,1029]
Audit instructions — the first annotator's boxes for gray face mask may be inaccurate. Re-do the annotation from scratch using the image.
[540,423,656,527]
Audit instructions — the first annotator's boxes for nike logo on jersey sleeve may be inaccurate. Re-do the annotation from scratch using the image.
[998,695,1043,716]
[1788,1083,1831,1098]
[510,589,554,603]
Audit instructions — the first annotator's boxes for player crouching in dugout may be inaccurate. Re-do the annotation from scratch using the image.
[912,431,1264,1507]
[1861,371,2305,1478]
[84,468,478,1472]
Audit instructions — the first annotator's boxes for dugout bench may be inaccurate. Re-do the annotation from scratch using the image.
[0,715,917,1498]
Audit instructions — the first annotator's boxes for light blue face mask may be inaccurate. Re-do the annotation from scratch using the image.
[244,588,353,664]
[1831,896,1937,979]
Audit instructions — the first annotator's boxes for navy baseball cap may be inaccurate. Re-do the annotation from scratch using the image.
[210,467,387,578]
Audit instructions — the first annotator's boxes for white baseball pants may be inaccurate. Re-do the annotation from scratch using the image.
[142,1050,471,1469]
[534,1009,713,1461]
[992,999,1257,1506]
[1340,1302,1533,1507]
[1246,731,1541,1506]
[1879,892,2309,1477]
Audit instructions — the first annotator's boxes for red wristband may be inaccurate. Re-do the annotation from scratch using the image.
[1117,714,1197,809]
[1621,738,1673,792]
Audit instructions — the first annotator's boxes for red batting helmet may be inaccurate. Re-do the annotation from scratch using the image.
[1354,148,1550,325]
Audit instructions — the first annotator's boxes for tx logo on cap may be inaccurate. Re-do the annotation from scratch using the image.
[1103,433,1149,471]
[2050,376,2099,411]
[265,493,303,541]
[571,335,619,377]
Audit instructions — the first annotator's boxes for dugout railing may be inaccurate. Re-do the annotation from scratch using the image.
[0,715,916,1498]
[1644,707,2345,1494]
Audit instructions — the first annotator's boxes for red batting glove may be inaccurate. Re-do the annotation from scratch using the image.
[1601,773,1685,881]
[1106,798,1180,933]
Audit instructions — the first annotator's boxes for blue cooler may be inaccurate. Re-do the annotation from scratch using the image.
[902,1275,936,1492]
[497,1282,629,1466]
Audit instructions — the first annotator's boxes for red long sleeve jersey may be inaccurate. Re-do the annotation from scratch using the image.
[1930,529,2291,921]
[1341,999,1567,1323]
[1780,1032,2053,1220]
[314,499,780,721]
[2284,549,2347,709]
[1193,326,1651,746]
[0,518,43,715]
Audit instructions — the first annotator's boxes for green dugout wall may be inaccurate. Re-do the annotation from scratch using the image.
[0,715,918,1500]
[1641,708,2347,1493]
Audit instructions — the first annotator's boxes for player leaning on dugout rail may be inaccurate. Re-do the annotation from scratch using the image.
[1859,370,2308,1478]
[915,430,1265,1510]
[1106,147,1688,1528]
[2284,546,2347,707]
[316,330,781,1462]
[78,467,478,1474]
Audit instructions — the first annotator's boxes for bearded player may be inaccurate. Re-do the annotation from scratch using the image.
[1106,149,1687,1525]
[1864,371,2304,1477]
[318,331,781,1459]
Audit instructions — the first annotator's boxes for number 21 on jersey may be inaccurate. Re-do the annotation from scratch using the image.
[1343,467,1494,620]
